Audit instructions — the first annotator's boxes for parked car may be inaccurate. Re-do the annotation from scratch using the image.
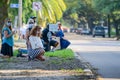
[76,28,82,34]
[81,29,90,35]
[92,26,105,37]
[70,28,77,33]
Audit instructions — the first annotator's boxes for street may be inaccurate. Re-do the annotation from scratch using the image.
[66,33,120,80]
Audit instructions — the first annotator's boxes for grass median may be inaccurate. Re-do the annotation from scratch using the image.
[13,48,74,59]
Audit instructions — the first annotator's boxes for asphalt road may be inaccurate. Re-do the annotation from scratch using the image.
[66,33,120,80]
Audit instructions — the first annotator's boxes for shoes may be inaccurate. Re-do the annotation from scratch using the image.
[36,56,45,61]
[0,54,4,57]
[40,57,45,61]
[17,53,26,57]
[2,55,10,58]
[17,53,22,57]
[50,48,55,52]
[28,56,32,61]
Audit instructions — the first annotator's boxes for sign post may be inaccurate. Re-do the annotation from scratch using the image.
[10,4,19,8]
[32,2,42,24]
[33,2,42,11]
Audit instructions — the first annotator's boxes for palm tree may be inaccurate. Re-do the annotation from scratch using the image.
[38,0,66,27]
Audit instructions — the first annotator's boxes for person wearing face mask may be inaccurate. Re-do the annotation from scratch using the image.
[1,18,15,58]
[30,16,37,26]
[55,22,71,49]
[27,19,35,31]
[16,19,35,57]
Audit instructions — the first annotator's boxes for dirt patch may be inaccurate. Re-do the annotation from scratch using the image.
[0,56,93,80]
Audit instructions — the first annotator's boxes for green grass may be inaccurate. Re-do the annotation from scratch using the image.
[13,50,19,56]
[13,48,74,59]
[45,49,74,59]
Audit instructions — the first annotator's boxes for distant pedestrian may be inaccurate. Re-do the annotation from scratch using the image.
[1,18,15,58]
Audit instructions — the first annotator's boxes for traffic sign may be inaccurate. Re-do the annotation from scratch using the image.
[10,4,19,8]
[33,2,42,11]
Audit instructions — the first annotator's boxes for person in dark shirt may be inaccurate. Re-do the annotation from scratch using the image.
[42,24,59,51]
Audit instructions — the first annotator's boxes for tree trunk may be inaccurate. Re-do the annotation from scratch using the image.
[107,14,111,38]
[0,0,9,32]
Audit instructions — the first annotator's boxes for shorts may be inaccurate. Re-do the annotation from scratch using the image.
[50,40,58,47]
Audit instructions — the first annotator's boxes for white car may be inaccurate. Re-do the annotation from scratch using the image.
[81,29,90,35]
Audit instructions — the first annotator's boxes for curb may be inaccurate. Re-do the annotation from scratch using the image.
[74,52,102,80]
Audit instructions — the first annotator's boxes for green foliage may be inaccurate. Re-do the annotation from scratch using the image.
[92,0,120,16]
[8,0,18,23]
[7,0,66,28]
[64,0,96,29]
[48,0,62,21]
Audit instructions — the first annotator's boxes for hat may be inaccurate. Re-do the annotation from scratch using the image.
[57,22,61,25]
[30,16,36,19]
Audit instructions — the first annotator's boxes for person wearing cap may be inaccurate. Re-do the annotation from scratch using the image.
[16,18,36,57]
[30,16,37,23]
[1,18,15,58]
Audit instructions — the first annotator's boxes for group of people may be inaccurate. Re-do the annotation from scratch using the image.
[0,17,70,61]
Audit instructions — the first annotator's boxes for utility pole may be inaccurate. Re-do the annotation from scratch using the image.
[108,14,111,38]
[18,0,22,39]
[18,0,22,29]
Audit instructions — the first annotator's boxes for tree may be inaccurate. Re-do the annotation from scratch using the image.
[92,0,120,37]
[8,0,66,27]
[0,0,10,32]
[64,0,97,33]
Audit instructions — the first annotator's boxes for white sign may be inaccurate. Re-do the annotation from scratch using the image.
[49,24,58,32]
[10,4,19,8]
[14,16,18,28]
[33,2,42,11]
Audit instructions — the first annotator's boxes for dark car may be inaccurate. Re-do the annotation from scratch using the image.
[70,28,77,33]
[92,26,105,37]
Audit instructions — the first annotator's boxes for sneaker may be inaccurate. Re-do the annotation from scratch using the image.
[0,54,4,57]
[17,53,21,57]
[36,56,45,61]
[28,56,32,61]
[2,55,10,58]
